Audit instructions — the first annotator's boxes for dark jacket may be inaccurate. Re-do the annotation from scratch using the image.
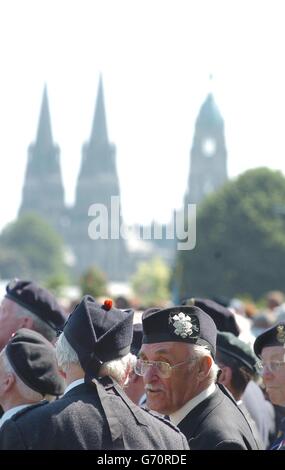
[270,418,285,450]
[238,401,264,449]
[0,378,189,450]
[177,385,262,449]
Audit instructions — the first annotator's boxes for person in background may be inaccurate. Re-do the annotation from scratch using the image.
[124,323,146,406]
[252,291,284,337]
[242,379,276,449]
[182,297,240,336]
[114,296,130,309]
[216,331,264,448]
[0,328,64,429]
[254,322,285,450]
[0,279,66,418]
[0,279,66,351]
[228,298,256,345]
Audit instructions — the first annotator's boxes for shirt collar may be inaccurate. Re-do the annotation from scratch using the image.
[169,382,216,426]
[64,378,85,395]
[0,404,33,428]
[138,393,147,406]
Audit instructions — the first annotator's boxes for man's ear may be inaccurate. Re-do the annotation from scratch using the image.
[128,369,140,384]
[58,368,67,380]
[2,372,15,393]
[217,366,232,387]
[197,355,213,381]
[122,360,135,387]
[19,316,34,330]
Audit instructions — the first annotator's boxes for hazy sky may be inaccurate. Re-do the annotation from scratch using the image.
[0,0,284,231]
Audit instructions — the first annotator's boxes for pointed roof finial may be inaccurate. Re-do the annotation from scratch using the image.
[90,75,108,143]
[195,74,224,124]
[208,73,214,96]
[36,84,53,146]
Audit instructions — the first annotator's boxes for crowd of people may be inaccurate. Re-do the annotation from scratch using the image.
[0,278,284,451]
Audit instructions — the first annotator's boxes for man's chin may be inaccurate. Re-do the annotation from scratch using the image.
[146,396,167,414]
[267,390,282,405]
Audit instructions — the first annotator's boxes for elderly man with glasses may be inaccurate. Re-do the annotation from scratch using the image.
[137,305,261,449]
[254,322,285,450]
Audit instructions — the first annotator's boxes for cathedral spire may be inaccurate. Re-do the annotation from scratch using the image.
[90,75,108,143]
[18,84,65,230]
[73,77,127,281]
[36,84,53,147]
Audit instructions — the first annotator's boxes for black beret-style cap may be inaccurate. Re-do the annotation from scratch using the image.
[5,279,66,332]
[142,305,217,357]
[217,331,259,374]
[182,298,240,337]
[254,322,285,358]
[6,328,64,396]
[63,295,134,376]
[131,323,143,356]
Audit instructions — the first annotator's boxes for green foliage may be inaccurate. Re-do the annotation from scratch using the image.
[79,265,108,298]
[0,213,67,281]
[44,272,69,297]
[131,257,171,307]
[176,168,285,300]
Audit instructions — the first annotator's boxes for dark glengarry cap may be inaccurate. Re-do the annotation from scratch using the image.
[182,297,240,337]
[6,328,64,396]
[142,305,217,357]
[63,295,134,376]
[131,323,143,356]
[217,331,259,374]
[254,322,285,358]
[5,279,66,332]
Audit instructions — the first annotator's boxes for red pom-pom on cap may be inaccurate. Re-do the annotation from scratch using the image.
[103,299,113,311]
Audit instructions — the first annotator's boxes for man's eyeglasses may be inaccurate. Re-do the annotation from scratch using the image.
[134,357,197,379]
[258,360,285,374]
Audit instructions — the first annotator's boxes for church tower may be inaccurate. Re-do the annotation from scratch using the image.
[185,93,228,206]
[74,77,120,212]
[71,77,127,280]
[19,86,65,231]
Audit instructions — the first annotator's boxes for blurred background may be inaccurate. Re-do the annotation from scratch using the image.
[1,0,285,315]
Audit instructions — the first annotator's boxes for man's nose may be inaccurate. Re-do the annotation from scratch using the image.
[143,363,160,382]
[262,364,274,378]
